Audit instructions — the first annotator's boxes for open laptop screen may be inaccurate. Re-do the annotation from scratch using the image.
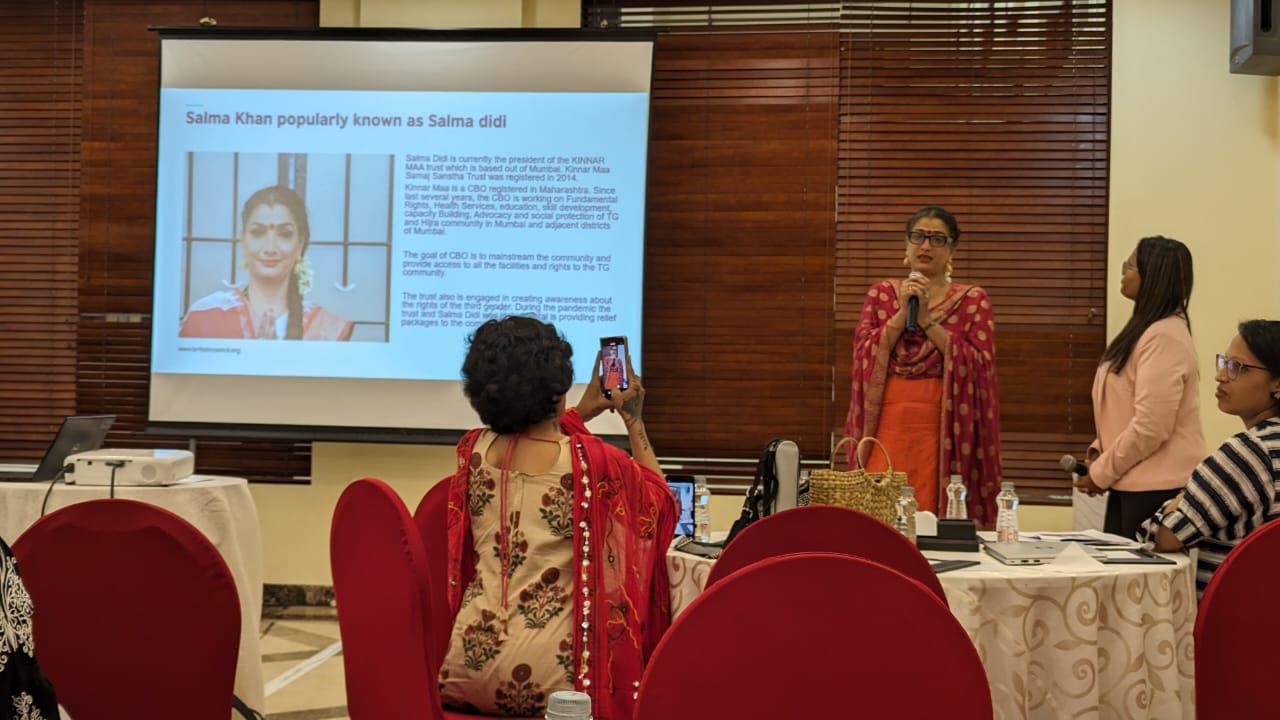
[0,415,117,482]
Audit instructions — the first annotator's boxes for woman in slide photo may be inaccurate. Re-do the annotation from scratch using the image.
[180,185,353,341]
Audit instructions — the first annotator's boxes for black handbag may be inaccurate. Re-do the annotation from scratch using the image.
[726,438,790,543]
[672,439,805,559]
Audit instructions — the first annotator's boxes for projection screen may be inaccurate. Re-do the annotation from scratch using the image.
[148,30,654,439]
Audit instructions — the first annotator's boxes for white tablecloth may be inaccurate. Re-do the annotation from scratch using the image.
[666,542,1195,719]
[0,476,265,714]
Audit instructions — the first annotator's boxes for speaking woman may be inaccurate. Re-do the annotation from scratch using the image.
[845,206,1003,525]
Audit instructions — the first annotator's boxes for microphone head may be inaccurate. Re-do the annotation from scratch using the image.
[1059,454,1078,473]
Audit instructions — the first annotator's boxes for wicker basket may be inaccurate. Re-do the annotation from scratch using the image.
[809,437,907,527]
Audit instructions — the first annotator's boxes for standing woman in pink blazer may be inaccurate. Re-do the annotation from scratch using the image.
[1074,236,1205,537]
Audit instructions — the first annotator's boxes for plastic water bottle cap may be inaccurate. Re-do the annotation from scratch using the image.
[1000,481,1015,490]
[900,486,915,496]
[546,690,592,720]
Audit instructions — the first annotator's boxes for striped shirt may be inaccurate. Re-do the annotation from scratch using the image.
[1142,417,1280,596]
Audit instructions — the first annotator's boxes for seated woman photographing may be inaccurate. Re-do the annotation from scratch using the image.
[438,317,676,720]
[1141,320,1280,596]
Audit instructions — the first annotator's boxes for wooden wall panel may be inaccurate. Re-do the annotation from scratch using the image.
[78,0,320,481]
[642,30,839,459]
[0,1,82,453]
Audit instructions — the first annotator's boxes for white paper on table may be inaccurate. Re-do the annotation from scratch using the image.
[1040,542,1112,574]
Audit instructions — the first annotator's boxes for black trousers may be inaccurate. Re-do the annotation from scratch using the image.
[1103,487,1181,539]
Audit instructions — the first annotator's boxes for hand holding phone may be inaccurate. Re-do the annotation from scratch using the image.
[599,336,630,395]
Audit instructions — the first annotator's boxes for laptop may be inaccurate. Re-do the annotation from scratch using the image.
[0,415,116,482]
[983,541,1082,566]
[666,476,696,537]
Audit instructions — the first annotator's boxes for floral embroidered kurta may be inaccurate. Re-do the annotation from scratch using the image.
[443,409,676,720]
[846,280,1003,526]
[1,538,60,720]
[438,432,576,715]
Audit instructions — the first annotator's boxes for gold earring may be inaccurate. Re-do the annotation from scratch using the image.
[946,260,954,275]
[903,255,911,267]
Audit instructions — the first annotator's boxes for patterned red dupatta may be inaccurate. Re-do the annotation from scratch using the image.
[846,280,1003,526]
[444,409,676,720]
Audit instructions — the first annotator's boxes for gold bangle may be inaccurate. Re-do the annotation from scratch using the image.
[922,319,937,332]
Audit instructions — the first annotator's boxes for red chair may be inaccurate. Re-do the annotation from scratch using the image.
[636,552,992,719]
[413,479,454,671]
[331,477,440,718]
[1194,519,1280,719]
[704,504,948,601]
[12,498,244,720]
[334,478,516,720]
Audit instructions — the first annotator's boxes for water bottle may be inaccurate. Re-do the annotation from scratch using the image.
[693,476,712,542]
[546,690,592,720]
[996,481,1020,542]
[895,486,918,542]
[945,474,968,520]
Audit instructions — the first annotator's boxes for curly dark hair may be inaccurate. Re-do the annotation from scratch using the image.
[462,316,574,434]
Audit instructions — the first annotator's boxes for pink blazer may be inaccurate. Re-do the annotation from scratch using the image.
[1088,315,1206,492]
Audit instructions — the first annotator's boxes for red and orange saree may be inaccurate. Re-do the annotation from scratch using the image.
[846,280,1003,526]
[444,409,676,720]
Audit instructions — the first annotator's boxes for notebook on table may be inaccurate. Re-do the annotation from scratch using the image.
[0,415,116,482]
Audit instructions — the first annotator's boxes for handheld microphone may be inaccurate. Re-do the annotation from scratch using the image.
[905,271,923,332]
[1059,454,1089,476]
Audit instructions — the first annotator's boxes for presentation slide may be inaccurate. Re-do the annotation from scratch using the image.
[148,34,653,434]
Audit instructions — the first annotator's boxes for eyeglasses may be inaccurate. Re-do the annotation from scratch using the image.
[1121,261,1136,273]
[1216,354,1269,380]
[906,230,951,247]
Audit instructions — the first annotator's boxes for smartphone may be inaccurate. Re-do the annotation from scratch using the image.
[665,475,696,537]
[599,336,630,392]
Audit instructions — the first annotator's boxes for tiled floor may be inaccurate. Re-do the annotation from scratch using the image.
[260,606,348,720]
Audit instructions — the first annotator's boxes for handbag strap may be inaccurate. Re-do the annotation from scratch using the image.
[831,437,856,470]
[854,437,893,473]
[754,439,783,518]
[233,695,265,720]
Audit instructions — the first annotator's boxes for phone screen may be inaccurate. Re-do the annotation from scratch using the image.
[599,336,629,392]
[665,476,696,536]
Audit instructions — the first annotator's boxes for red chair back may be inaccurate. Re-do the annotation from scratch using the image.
[705,504,947,600]
[1194,518,1280,719]
[12,498,241,720]
[636,552,991,719]
[413,479,454,671]
[331,477,440,719]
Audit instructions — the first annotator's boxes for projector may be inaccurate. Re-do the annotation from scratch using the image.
[65,448,195,486]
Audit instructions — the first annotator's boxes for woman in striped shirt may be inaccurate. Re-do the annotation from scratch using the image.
[1141,319,1280,595]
